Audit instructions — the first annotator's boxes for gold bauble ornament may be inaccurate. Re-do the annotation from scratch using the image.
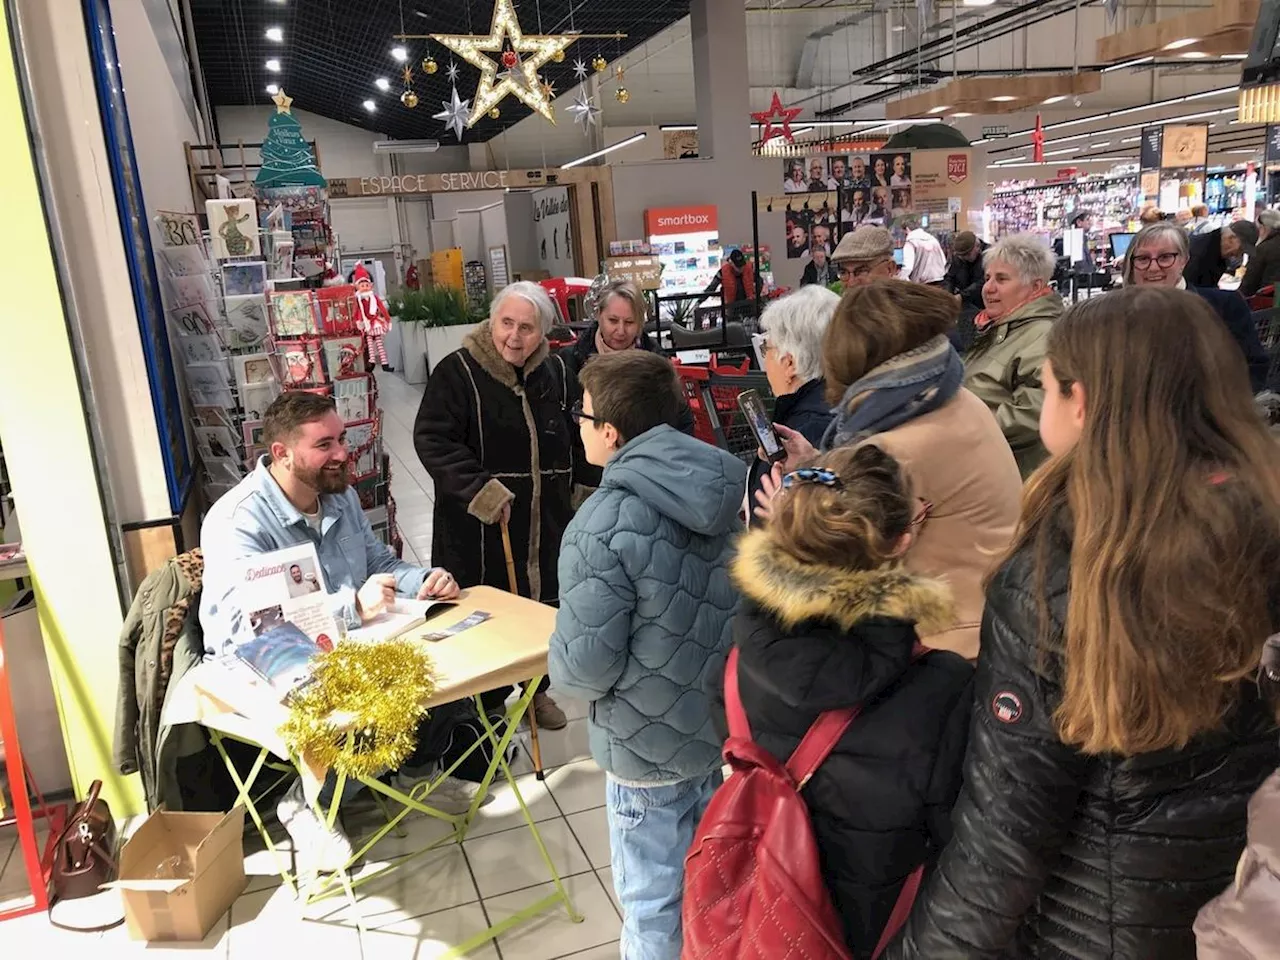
[552,49,565,63]
[422,57,438,75]
[489,107,501,119]
[401,89,420,108]
[615,86,630,104]
[592,55,608,73]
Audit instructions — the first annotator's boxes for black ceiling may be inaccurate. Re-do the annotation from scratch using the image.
[190,0,691,144]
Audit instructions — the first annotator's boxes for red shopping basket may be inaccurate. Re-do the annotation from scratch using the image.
[676,366,775,464]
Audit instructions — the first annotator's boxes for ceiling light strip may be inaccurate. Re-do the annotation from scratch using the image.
[561,132,648,169]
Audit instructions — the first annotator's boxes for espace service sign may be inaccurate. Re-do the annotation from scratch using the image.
[645,205,719,236]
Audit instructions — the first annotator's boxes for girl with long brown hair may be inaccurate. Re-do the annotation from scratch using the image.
[885,285,1280,960]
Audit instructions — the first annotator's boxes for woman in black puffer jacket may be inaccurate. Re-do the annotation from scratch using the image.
[885,285,1280,960]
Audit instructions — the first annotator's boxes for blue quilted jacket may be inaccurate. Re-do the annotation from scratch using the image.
[548,424,747,783]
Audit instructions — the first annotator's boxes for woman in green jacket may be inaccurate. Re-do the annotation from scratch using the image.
[963,235,1064,478]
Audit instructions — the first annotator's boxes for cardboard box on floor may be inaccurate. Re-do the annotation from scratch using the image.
[108,806,246,941]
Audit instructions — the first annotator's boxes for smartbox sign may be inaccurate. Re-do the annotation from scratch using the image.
[645,205,719,236]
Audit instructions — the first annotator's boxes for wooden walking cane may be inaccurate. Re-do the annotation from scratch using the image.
[500,517,545,779]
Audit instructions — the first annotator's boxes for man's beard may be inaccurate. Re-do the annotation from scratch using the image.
[294,459,349,495]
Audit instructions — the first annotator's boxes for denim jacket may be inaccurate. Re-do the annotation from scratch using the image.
[198,457,432,655]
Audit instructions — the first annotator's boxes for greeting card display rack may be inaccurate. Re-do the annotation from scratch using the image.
[154,212,401,554]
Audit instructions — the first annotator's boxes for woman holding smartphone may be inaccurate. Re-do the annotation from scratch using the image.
[758,280,1021,660]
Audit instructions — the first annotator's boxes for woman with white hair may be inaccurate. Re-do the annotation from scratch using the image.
[414,280,584,727]
[1239,208,1280,298]
[965,234,1064,478]
[747,285,838,527]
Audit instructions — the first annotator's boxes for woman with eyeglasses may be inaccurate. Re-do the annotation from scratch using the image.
[884,285,1280,960]
[1124,221,1268,393]
[757,279,1022,661]
[704,443,974,957]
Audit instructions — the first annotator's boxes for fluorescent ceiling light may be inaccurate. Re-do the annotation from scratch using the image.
[265,27,283,42]
[562,131,648,169]
[265,59,281,72]
[1044,147,1081,156]
[375,77,391,91]
[892,24,907,32]
[951,112,974,117]
[1121,136,1140,143]
[963,0,998,5]
[373,140,440,154]
[1181,52,1210,59]
[1090,142,1111,148]
[1224,149,1261,154]
[986,86,1238,143]
[266,84,279,95]
[996,156,1027,163]
[990,96,1017,102]
[1102,56,1153,72]
[1223,54,1248,60]
[987,105,1238,156]
[391,46,408,62]
[928,105,950,114]
[1163,38,1200,50]
[363,99,376,112]
[1043,96,1067,105]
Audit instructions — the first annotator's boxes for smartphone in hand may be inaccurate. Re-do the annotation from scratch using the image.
[737,389,787,464]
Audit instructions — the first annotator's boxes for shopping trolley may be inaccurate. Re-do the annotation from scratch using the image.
[676,364,775,466]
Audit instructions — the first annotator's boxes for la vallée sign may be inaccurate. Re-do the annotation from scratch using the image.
[327,169,549,198]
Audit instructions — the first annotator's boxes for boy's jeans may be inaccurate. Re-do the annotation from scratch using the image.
[606,771,722,960]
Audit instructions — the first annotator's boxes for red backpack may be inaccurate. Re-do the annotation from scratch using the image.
[682,647,923,959]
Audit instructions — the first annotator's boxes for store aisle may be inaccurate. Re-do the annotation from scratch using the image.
[0,376,622,957]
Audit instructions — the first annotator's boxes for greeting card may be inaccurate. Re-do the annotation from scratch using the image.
[223,295,269,349]
[316,285,357,335]
[155,210,202,249]
[169,302,217,336]
[241,381,281,421]
[185,362,234,408]
[233,353,276,396]
[171,272,217,307]
[322,337,365,380]
[179,334,224,365]
[206,198,261,259]
[242,419,266,449]
[161,245,211,278]
[223,261,269,297]
[270,291,318,337]
[195,425,239,460]
[344,418,379,480]
[275,339,324,387]
[334,374,372,423]
[194,405,234,429]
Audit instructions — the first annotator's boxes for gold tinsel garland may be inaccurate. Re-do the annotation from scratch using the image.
[279,639,436,779]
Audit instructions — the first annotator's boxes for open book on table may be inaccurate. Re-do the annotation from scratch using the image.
[347,598,456,644]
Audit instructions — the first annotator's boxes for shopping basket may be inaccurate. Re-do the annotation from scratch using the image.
[676,366,775,466]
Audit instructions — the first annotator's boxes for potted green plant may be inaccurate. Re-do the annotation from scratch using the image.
[391,285,482,383]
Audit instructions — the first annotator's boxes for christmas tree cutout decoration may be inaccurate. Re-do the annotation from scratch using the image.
[255,90,327,189]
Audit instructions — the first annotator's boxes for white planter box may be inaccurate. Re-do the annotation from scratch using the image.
[384,317,405,372]
[399,322,431,384]
[426,323,480,375]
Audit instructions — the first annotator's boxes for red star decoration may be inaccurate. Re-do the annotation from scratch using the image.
[752,91,802,144]
[1031,113,1045,163]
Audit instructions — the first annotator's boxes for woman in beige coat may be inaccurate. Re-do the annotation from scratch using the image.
[758,279,1021,659]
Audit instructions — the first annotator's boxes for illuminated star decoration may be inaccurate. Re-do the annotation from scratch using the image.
[446,61,460,82]
[572,58,588,81]
[431,0,575,127]
[272,88,294,114]
[566,88,600,133]
[752,91,803,144]
[434,85,471,141]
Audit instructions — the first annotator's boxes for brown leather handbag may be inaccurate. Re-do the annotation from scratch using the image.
[47,779,124,932]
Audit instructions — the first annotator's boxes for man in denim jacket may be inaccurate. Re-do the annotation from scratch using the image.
[199,391,482,871]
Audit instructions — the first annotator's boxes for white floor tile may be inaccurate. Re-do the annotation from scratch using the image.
[531,718,592,771]
[361,902,499,959]
[0,906,106,950]
[564,808,611,870]
[488,872,622,960]
[547,758,606,815]
[462,771,561,840]
[98,911,230,958]
[228,885,362,954]
[464,817,591,900]
[597,867,622,918]
[556,944,622,959]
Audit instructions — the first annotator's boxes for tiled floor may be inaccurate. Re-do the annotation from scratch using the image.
[0,371,623,957]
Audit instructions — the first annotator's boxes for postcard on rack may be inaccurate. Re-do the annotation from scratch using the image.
[179,333,224,365]
[203,456,245,486]
[334,375,372,423]
[270,233,294,280]
[169,302,217,336]
[316,285,356,334]
[233,352,276,394]
[206,198,261,259]
[223,294,269,349]
[241,381,281,420]
[161,245,210,278]
[323,337,365,380]
[171,272,217,307]
[223,261,269,297]
[242,419,265,449]
[344,418,379,479]
[194,404,235,429]
[271,290,318,337]
[195,425,239,460]
[155,210,203,249]
[277,339,323,387]
[185,361,235,408]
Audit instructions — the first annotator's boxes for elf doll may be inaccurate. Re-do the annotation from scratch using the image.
[352,263,392,365]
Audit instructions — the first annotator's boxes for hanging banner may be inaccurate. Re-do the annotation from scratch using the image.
[911,149,971,218]
[1160,124,1209,169]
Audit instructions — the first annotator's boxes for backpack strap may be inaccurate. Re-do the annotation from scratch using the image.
[871,863,925,958]
[723,647,753,742]
[785,705,860,789]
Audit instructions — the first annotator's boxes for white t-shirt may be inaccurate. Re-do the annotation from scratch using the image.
[901,228,948,284]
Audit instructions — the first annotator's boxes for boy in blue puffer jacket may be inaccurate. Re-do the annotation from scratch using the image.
[549,350,746,960]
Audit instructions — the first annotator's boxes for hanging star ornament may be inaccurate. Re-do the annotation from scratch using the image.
[434,86,472,141]
[566,87,601,133]
[431,0,575,127]
[573,58,588,81]
[446,61,460,82]
[752,91,803,144]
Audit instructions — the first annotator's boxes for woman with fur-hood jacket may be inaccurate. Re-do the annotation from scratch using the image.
[710,444,974,957]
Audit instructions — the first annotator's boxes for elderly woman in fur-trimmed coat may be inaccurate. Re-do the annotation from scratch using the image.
[414,280,586,728]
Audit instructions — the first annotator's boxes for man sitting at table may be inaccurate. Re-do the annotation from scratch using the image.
[199,391,488,873]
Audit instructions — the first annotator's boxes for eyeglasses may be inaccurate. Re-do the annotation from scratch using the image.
[837,259,890,281]
[1130,252,1181,270]
[570,401,604,426]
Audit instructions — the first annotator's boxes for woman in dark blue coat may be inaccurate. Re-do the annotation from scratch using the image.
[747,286,837,526]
